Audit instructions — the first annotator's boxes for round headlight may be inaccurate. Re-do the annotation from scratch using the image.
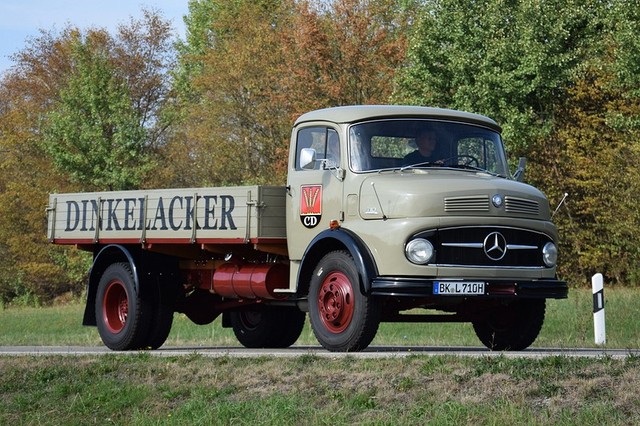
[542,242,558,267]
[405,238,434,265]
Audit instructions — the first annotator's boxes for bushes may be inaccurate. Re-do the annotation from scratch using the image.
[0,246,91,306]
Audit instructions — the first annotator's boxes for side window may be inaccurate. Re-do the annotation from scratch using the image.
[326,129,340,166]
[295,127,340,170]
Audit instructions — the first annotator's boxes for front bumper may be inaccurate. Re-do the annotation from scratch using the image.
[371,277,568,299]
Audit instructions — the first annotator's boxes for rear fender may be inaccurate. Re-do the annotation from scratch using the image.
[83,244,139,326]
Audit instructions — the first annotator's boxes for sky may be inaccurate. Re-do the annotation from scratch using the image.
[0,0,189,77]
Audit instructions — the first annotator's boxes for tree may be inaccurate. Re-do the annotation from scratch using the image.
[43,10,176,191]
[165,0,415,187]
[607,1,640,131]
[0,77,90,304]
[0,27,89,304]
[394,0,600,154]
[0,10,176,303]
[43,32,149,191]
[282,0,414,107]
[528,64,640,285]
[528,2,640,285]
[114,9,176,150]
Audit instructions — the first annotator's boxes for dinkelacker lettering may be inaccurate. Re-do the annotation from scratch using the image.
[65,195,237,232]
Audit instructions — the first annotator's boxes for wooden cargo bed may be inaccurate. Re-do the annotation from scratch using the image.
[47,186,287,255]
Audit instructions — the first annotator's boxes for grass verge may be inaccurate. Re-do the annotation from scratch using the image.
[1,354,639,425]
[0,288,638,349]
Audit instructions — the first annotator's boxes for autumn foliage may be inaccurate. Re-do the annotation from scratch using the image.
[161,0,412,187]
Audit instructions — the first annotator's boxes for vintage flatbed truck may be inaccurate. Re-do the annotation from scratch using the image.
[47,105,568,352]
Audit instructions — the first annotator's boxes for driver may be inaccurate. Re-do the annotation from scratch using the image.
[403,129,443,165]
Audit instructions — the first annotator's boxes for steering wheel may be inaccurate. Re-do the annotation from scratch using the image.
[457,155,480,168]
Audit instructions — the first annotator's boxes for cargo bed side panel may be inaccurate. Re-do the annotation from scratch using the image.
[47,186,287,244]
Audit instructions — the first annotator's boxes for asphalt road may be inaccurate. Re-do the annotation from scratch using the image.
[1,346,638,359]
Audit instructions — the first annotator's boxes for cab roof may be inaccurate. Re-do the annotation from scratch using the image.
[294,105,501,132]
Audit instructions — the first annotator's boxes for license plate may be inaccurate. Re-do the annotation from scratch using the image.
[433,281,485,295]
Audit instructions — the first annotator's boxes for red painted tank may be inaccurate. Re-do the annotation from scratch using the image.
[212,263,288,300]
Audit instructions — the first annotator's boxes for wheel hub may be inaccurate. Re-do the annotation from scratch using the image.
[317,272,354,333]
[103,280,128,334]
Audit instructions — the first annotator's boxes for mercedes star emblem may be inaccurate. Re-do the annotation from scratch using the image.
[483,232,507,260]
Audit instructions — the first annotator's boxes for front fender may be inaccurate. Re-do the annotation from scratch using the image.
[298,228,379,295]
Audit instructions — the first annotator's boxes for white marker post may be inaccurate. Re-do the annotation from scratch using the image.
[592,273,606,345]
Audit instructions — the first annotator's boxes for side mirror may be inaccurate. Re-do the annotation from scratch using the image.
[300,148,317,170]
[513,157,526,182]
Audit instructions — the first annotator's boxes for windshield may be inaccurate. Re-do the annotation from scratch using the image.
[349,119,509,176]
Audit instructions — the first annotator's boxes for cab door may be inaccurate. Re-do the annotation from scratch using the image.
[286,125,344,261]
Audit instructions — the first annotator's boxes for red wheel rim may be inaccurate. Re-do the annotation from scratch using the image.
[102,280,129,334]
[317,271,354,333]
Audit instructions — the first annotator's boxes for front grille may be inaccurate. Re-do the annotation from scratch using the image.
[505,196,539,215]
[444,196,489,212]
[418,226,552,267]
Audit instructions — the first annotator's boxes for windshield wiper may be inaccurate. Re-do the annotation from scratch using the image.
[399,160,506,178]
[399,161,443,171]
[446,163,485,172]
[445,163,506,177]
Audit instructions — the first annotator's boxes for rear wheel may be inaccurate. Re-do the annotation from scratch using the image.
[472,299,546,350]
[143,276,179,349]
[95,263,151,350]
[308,250,380,352]
[230,307,306,348]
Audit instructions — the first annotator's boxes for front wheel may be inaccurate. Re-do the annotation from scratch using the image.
[472,299,546,350]
[308,250,380,352]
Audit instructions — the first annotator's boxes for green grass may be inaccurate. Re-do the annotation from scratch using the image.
[1,288,638,349]
[1,354,640,425]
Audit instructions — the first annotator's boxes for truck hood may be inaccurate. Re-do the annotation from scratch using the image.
[358,170,551,220]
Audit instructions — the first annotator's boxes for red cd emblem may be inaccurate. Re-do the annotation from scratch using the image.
[300,185,322,228]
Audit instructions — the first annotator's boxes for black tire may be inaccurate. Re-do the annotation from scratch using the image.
[143,277,178,349]
[472,299,546,351]
[95,263,152,350]
[273,308,306,348]
[230,307,306,348]
[308,250,380,352]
